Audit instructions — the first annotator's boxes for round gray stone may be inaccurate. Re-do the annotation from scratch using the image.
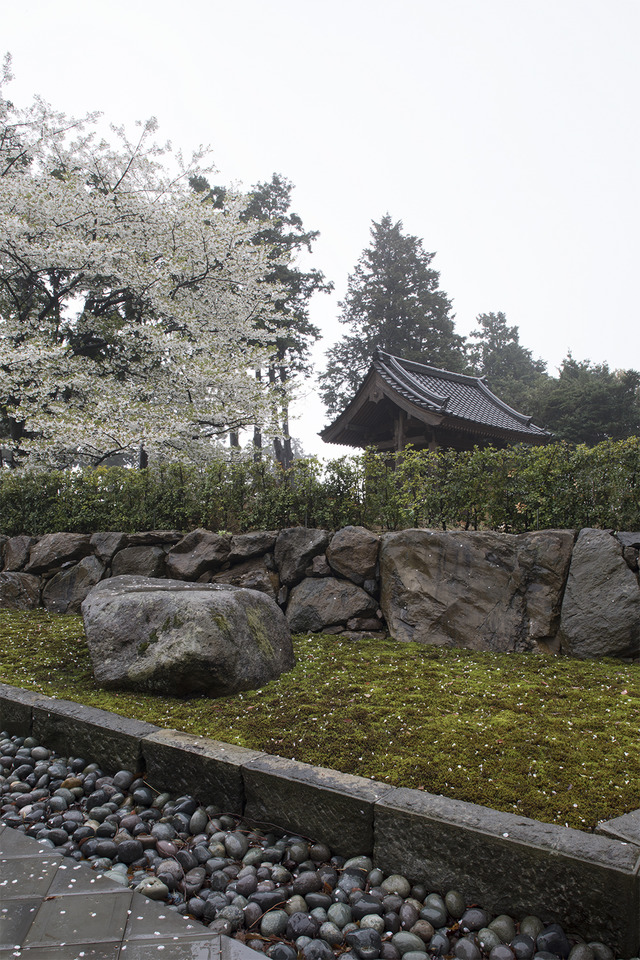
[261,909,289,937]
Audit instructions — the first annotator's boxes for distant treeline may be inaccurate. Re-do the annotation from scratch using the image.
[1,438,638,538]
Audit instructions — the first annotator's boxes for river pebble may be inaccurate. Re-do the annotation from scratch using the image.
[0,732,631,960]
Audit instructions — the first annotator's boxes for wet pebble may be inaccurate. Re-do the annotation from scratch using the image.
[0,732,624,960]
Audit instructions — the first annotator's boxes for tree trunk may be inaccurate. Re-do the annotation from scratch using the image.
[270,363,294,471]
[253,425,262,462]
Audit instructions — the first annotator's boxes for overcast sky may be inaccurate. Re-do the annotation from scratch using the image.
[3,0,638,455]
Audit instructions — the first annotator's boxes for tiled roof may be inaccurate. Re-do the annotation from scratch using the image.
[374,350,550,438]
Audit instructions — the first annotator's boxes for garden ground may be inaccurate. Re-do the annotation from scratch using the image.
[1,609,638,832]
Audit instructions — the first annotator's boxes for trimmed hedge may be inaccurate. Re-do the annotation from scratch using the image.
[1,437,639,537]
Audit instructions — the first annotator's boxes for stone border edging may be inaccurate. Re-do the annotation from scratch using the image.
[1,682,638,955]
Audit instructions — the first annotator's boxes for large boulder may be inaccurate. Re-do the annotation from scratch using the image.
[557,529,640,659]
[327,526,380,586]
[380,529,575,653]
[274,528,330,586]
[111,546,165,579]
[42,556,106,614]
[81,576,294,696]
[286,577,379,633]
[165,529,231,580]
[0,572,41,609]
[25,533,92,574]
[3,535,37,572]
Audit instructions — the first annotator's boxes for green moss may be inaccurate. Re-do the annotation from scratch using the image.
[246,607,274,659]
[1,608,639,832]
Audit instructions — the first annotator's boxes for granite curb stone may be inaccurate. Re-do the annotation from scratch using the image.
[243,753,395,858]
[142,727,265,814]
[373,787,640,956]
[596,808,640,847]
[31,695,160,774]
[0,682,48,735]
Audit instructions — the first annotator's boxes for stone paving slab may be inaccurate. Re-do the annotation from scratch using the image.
[0,824,260,960]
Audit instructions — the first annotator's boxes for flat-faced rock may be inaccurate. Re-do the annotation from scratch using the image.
[274,528,330,586]
[111,545,165,578]
[557,528,640,659]
[286,577,378,632]
[165,529,231,580]
[327,526,380,586]
[26,533,92,574]
[42,555,106,613]
[0,572,41,609]
[380,529,574,653]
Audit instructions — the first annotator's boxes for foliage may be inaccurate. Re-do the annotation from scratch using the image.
[318,215,464,419]
[240,174,333,467]
[532,355,640,445]
[466,311,547,412]
[191,172,333,466]
[1,611,639,831]
[0,59,285,468]
[1,438,639,536]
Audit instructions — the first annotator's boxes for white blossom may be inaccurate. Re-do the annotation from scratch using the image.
[0,60,286,467]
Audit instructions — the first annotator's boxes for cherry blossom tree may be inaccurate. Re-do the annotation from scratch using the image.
[0,57,285,468]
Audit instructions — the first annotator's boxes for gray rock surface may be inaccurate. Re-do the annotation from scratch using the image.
[111,545,165,578]
[0,571,41,609]
[615,531,640,549]
[557,528,640,659]
[275,528,330,586]
[3,535,37,572]
[305,555,332,578]
[90,532,128,562]
[211,556,279,599]
[81,575,294,696]
[229,531,278,562]
[25,532,92,574]
[286,577,378,633]
[42,555,106,613]
[380,529,574,652]
[165,529,231,580]
[327,526,380,586]
[126,530,183,546]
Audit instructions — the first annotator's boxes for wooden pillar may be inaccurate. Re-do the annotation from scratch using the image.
[394,409,406,453]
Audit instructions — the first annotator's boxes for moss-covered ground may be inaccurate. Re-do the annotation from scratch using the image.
[0,609,638,832]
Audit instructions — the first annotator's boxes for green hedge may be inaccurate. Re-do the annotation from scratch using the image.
[1,438,639,536]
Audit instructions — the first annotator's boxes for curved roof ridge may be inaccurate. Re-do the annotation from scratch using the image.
[474,378,534,426]
[377,352,450,411]
[375,349,481,387]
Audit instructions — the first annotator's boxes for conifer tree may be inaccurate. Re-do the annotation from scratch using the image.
[319,215,463,419]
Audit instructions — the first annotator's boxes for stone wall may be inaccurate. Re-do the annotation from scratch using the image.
[1,525,639,660]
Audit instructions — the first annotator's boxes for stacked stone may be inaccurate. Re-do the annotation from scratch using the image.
[0,733,628,960]
[0,526,386,640]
